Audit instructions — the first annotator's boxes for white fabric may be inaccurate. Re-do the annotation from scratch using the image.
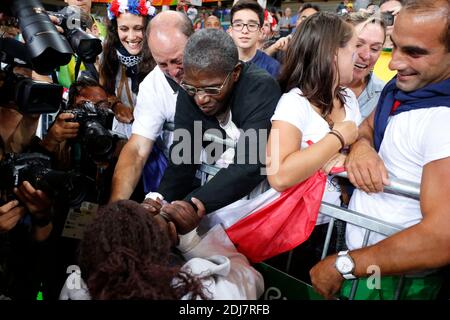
[270,87,362,224]
[186,7,198,22]
[200,112,241,184]
[347,107,450,249]
[177,225,264,300]
[132,66,177,155]
[215,112,241,168]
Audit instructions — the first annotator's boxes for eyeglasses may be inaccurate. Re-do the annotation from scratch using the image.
[180,71,233,97]
[231,22,260,32]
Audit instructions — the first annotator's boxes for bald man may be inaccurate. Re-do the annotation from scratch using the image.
[205,15,221,29]
[110,11,194,202]
[311,0,450,300]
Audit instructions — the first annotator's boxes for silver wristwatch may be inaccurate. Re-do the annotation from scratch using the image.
[335,250,356,280]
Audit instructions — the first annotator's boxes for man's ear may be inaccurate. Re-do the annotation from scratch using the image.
[232,63,242,82]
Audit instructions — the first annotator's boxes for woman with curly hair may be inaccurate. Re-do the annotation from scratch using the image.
[99,0,156,138]
[60,200,263,300]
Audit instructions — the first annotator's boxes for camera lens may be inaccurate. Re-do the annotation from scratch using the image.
[11,0,73,74]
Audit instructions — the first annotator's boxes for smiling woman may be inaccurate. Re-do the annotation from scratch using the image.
[344,12,387,119]
[98,0,156,138]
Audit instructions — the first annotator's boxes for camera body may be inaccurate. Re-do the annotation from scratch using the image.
[49,6,102,63]
[0,63,63,114]
[0,152,90,207]
[0,0,69,113]
[66,101,119,162]
[382,11,395,26]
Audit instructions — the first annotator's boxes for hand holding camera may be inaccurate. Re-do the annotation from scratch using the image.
[42,113,80,151]
[14,181,52,226]
[0,200,26,233]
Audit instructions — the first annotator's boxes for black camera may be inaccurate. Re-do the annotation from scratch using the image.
[382,11,395,27]
[66,101,120,162]
[0,0,70,113]
[0,61,63,114]
[49,6,102,63]
[0,152,90,207]
[9,0,73,75]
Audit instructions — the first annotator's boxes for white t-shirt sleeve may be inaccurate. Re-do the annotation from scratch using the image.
[420,107,450,165]
[132,67,169,141]
[271,90,310,132]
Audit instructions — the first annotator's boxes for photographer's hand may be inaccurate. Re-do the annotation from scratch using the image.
[0,200,26,233]
[14,181,51,221]
[42,112,80,151]
[112,102,134,124]
[14,182,53,240]
[48,15,64,34]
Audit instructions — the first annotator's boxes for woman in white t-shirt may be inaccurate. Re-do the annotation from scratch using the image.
[267,12,361,221]
[201,13,362,236]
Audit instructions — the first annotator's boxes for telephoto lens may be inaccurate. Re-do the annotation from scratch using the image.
[11,0,73,74]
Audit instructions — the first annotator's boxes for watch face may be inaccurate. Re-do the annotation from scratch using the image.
[336,256,354,274]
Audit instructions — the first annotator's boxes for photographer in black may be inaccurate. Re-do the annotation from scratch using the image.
[0,79,54,300]
[0,0,102,300]
[40,77,126,204]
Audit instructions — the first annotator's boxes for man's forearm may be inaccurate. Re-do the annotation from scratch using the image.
[110,155,145,202]
[110,136,152,202]
[351,220,450,278]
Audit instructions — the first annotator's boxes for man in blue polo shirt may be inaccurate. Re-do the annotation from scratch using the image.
[229,0,280,78]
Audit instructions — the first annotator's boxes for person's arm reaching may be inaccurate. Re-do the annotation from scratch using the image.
[109,134,153,202]
[310,156,450,299]
[267,120,357,192]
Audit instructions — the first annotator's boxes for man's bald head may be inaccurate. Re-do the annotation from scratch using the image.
[205,15,221,29]
[147,10,193,39]
[146,11,194,83]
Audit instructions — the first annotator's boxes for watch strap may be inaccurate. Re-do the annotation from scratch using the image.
[343,273,357,280]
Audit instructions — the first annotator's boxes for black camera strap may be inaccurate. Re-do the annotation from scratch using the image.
[74,57,82,83]
[51,70,59,84]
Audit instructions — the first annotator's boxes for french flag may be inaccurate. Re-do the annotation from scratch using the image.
[199,170,333,263]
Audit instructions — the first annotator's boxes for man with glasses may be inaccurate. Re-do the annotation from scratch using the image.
[229,0,280,78]
[144,29,281,235]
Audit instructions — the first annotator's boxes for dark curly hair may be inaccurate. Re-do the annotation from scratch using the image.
[79,200,207,300]
[99,16,155,95]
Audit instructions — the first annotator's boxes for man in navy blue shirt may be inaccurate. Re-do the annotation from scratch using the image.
[229,0,280,78]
